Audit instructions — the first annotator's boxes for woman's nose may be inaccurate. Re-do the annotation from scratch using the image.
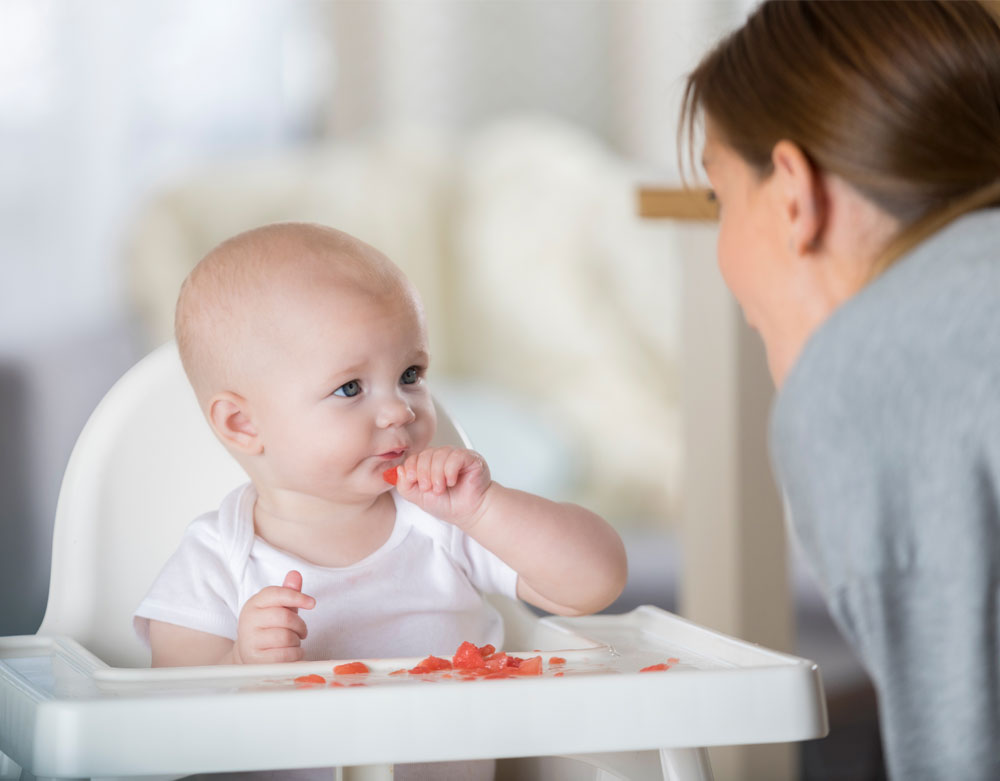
[376,394,417,428]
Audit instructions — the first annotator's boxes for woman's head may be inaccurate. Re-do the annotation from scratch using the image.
[682,0,1000,252]
[681,0,1000,385]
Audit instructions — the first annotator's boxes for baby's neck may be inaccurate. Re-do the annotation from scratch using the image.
[251,489,396,568]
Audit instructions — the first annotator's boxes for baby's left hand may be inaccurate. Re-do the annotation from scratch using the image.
[386,447,492,528]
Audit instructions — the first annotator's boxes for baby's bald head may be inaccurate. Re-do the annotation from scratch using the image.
[175,223,417,406]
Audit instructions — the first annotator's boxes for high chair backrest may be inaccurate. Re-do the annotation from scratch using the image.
[37,341,471,668]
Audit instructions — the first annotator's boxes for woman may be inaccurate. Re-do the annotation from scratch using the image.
[681,2,1000,779]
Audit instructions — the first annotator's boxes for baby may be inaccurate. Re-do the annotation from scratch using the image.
[134,222,627,675]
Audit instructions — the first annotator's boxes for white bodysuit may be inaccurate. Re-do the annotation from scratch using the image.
[134,483,516,781]
[134,483,518,661]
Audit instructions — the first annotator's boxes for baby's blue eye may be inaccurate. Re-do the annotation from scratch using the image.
[401,366,420,385]
[334,380,361,397]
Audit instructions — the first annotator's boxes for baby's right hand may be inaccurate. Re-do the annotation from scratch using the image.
[233,570,315,664]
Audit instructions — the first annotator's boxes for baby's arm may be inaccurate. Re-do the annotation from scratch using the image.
[391,448,628,616]
[149,570,315,666]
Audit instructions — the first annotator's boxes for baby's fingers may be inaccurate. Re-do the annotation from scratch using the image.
[253,629,306,663]
[443,448,476,488]
[411,447,443,492]
[282,570,303,592]
[429,447,455,493]
[253,584,315,612]
[254,605,309,640]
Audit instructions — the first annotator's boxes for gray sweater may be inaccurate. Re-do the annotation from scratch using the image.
[770,208,1000,780]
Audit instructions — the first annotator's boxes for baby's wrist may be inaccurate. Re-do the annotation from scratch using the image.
[455,480,498,533]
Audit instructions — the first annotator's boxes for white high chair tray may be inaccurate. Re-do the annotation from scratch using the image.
[0,605,827,778]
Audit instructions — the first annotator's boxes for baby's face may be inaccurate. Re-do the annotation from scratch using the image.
[246,279,436,506]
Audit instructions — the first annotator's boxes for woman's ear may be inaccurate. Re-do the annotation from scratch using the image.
[208,391,263,455]
[771,140,826,256]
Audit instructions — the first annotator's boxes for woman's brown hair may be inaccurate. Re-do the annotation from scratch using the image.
[680,0,1000,271]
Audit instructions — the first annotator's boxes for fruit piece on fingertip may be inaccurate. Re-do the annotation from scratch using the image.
[383,467,398,485]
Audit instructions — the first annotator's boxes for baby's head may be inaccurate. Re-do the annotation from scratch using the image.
[176,222,437,503]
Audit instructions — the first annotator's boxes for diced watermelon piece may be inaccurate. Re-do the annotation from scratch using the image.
[423,655,453,670]
[333,661,370,675]
[452,641,487,669]
[517,656,542,675]
[478,644,496,657]
[640,663,670,672]
[548,656,567,665]
[294,673,326,685]
[408,655,453,674]
[483,652,510,672]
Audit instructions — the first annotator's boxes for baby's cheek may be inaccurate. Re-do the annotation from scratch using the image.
[415,419,436,451]
[414,403,437,448]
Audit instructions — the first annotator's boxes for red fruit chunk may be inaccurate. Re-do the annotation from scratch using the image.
[452,640,488,669]
[478,644,496,657]
[483,652,509,672]
[640,663,670,673]
[408,655,453,674]
[425,655,453,670]
[548,656,567,665]
[333,661,370,675]
[383,467,399,485]
[517,656,542,676]
[294,673,326,685]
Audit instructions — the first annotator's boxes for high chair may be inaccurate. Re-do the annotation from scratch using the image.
[0,342,827,781]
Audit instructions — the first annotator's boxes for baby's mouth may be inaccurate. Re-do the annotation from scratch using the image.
[377,449,407,461]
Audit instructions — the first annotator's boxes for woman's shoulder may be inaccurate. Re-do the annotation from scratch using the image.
[771,210,1000,590]
[780,208,1000,421]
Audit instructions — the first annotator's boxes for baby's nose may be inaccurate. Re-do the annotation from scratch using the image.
[376,395,417,428]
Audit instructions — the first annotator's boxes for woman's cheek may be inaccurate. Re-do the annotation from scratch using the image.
[716,227,744,297]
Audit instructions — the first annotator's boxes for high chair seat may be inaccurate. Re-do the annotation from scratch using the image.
[0,342,827,781]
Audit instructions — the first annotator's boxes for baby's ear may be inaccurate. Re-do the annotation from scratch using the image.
[207,391,262,455]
